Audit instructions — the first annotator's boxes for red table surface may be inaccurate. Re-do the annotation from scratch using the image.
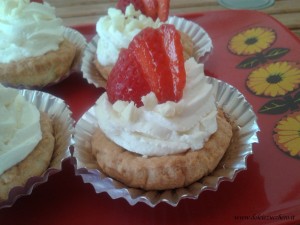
[0,10,300,225]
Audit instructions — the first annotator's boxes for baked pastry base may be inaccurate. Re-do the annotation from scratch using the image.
[93,31,194,80]
[91,110,233,190]
[0,39,76,88]
[0,112,55,201]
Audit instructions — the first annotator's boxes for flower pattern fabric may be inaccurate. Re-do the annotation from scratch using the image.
[273,111,300,158]
[228,27,276,55]
[246,61,300,97]
[228,26,300,160]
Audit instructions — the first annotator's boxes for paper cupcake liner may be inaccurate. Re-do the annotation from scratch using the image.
[167,16,213,62]
[81,35,105,88]
[63,27,87,73]
[40,27,87,88]
[0,90,74,209]
[73,77,259,207]
[81,16,213,88]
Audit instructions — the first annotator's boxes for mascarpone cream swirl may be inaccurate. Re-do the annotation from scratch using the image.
[96,4,162,66]
[0,0,64,63]
[0,85,42,175]
[95,58,218,157]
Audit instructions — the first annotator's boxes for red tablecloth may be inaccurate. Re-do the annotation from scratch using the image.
[0,10,299,225]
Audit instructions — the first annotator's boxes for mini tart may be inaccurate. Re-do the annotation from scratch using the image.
[91,109,233,190]
[94,31,194,80]
[0,112,55,201]
[0,39,76,88]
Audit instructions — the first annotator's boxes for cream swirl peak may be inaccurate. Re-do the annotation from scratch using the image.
[96,4,162,66]
[0,0,64,63]
[0,84,42,175]
[95,58,218,157]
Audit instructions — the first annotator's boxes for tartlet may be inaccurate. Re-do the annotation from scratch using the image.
[0,0,86,88]
[0,112,55,201]
[82,23,230,190]
[0,39,76,88]
[81,4,212,88]
[74,76,258,207]
[91,109,232,190]
[74,23,258,206]
[0,86,74,208]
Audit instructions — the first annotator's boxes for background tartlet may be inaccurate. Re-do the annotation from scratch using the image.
[0,0,87,89]
[0,27,86,89]
[0,89,74,209]
[81,16,213,88]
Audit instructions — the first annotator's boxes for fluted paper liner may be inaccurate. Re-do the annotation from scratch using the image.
[42,27,87,87]
[0,90,74,209]
[63,27,87,72]
[73,77,259,207]
[81,16,213,88]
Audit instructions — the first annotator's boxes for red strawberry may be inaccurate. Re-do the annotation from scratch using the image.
[130,26,180,102]
[158,24,186,99]
[116,0,170,22]
[116,0,145,14]
[141,0,158,21]
[107,24,186,107]
[157,0,170,22]
[106,48,151,107]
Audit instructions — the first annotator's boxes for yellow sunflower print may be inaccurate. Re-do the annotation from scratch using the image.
[274,111,300,158]
[228,27,276,55]
[246,61,300,97]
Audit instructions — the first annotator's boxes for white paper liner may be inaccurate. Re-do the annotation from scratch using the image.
[63,27,87,73]
[40,27,87,88]
[81,16,213,88]
[73,77,259,207]
[0,90,74,209]
[167,16,213,61]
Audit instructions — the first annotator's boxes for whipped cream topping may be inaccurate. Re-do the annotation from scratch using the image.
[96,4,162,66]
[95,58,218,157]
[0,0,64,63]
[0,84,42,176]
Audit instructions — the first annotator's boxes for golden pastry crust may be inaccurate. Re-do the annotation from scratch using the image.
[93,31,194,80]
[0,39,76,88]
[0,112,55,202]
[91,110,232,190]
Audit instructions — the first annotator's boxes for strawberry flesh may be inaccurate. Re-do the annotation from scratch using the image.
[130,27,176,103]
[107,24,186,107]
[141,0,158,21]
[107,48,151,107]
[159,24,186,101]
[116,0,170,22]
[116,0,145,15]
[157,0,170,22]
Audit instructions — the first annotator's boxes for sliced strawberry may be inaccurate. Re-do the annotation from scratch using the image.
[159,24,186,100]
[116,0,170,22]
[141,0,158,21]
[157,0,170,22]
[116,0,145,15]
[129,27,177,103]
[107,48,151,107]
[107,24,186,107]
